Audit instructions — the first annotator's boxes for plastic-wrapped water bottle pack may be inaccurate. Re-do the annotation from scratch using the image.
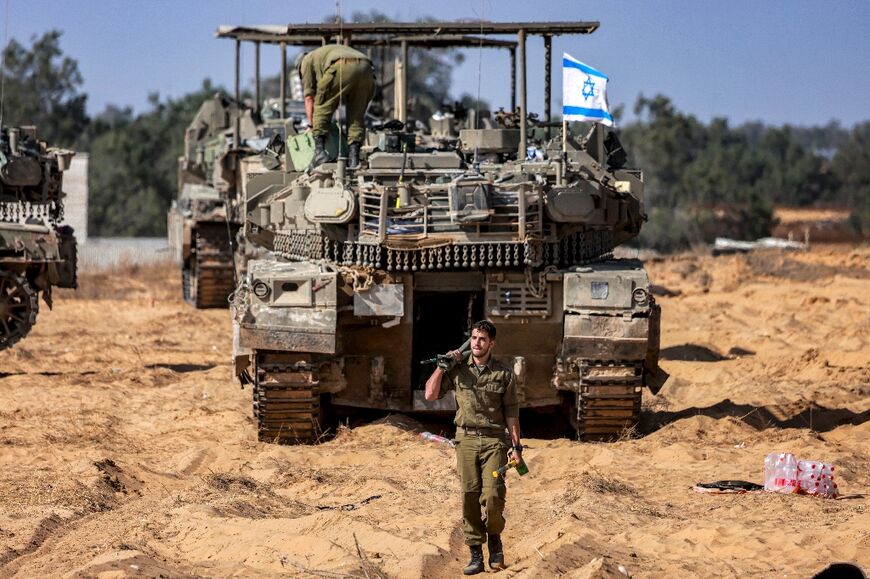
[764,452,838,498]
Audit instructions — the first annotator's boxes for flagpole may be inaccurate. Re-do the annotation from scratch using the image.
[562,119,568,155]
[596,122,605,164]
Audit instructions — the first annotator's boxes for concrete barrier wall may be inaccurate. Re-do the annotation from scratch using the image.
[79,238,172,272]
[64,155,89,242]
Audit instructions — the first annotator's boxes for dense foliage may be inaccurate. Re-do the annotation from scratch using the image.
[82,81,223,237]
[616,95,867,249]
[1,31,868,242]
[833,122,870,235]
[0,31,88,146]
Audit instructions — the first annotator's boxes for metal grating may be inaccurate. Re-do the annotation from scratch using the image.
[486,279,550,317]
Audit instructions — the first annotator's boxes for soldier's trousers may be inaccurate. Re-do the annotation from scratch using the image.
[454,432,509,546]
[313,59,375,144]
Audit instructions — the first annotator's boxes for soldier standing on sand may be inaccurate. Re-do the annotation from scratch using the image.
[425,320,524,575]
[297,44,375,170]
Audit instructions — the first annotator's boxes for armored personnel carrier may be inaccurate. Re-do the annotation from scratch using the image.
[168,92,307,308]
[0,126,76,350]
[220,21,668,443]
[168,94,251,308]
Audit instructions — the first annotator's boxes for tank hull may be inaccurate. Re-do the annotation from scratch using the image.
[233,258,662,441]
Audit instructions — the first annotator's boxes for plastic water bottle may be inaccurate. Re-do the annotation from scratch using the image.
[798,461,819,494]
[764,453,782,491]
[764,452,799,493]
[420,432,454,447]
[781,454,799,493]
[815,462,838,498]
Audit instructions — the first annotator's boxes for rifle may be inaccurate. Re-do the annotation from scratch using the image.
[419,338,471,368]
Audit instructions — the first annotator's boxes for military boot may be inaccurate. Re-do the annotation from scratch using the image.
[488,534,506,570]
[463,545,485,575]
[347,141,361,169]
[308,135,331,170]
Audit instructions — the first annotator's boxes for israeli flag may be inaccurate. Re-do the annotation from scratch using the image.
[562,53,614,126]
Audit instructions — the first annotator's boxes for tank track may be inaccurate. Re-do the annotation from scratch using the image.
[575,362,643,441]
[0,271,38,351]
[185,223,235,308]
[254,352,322,444]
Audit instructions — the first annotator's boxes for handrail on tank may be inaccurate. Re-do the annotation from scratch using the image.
[216,21,600,154]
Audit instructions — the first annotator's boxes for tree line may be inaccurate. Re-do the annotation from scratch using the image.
[2,31,868,245]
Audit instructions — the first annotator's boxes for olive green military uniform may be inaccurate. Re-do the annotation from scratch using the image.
[300,45,375,144]
[439,354,519,546]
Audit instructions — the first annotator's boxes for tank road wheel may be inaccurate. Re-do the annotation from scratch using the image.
[0,271,39,351]
[253,351,323,444]
[189,223,236,309]
[575,362,644,442]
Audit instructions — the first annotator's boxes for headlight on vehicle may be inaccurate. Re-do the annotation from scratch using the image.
[252,280,270,300]
[632,287,649,305]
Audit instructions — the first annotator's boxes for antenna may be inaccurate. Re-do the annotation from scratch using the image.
[474,0,485,130]
[0,0,10,129]
[336,0,344,157]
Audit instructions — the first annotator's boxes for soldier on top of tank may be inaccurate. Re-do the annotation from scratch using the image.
[425,320,524,575]
[297,44,376,170]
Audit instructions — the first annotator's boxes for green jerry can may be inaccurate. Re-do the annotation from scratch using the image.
[286,125,346,171]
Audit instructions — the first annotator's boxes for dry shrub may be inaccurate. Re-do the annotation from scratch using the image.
[42,409,121,446]
[205,472,260,493]
[0,469,116,515]
[580,472,636,496]
[199,470,312,520]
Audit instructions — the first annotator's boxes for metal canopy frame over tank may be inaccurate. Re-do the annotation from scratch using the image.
[216,21,600,157]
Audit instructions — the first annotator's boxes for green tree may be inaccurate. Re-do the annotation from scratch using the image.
[0,30,88,147]
[751,126,834,206]
[832,122,870,234]
[787,120,849,157]
[832,121,870,206]
[621,95,779,250]
[86,80,226,236]
[621,94,707,207]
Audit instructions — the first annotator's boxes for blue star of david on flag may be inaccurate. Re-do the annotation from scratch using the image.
[582,77,596,100]
[563,53,614,126]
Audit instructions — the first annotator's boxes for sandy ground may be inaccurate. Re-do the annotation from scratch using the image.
[0,246,868,578]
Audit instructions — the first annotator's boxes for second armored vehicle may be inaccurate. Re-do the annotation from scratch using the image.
[168,94,251,308]
[0,126,76,350]
[168,91,309,308]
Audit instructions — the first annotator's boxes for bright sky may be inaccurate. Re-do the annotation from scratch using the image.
[6,0,870,127]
